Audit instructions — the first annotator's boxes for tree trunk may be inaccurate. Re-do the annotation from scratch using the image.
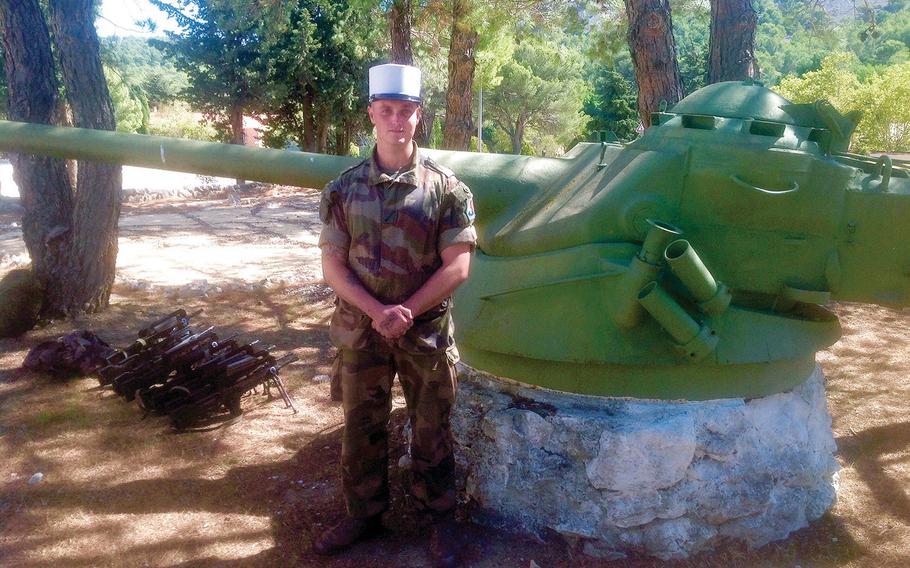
[708,0,759,83]
[442,0,477,150]
[301,91,316,152]
[335,123,349,156]
[418,107,434,148]
[0,0,75,314]
[510,119,526,155]
[228,104,246,183]
[417,107,436,146]
[47,0,122,314]
[624,0,684,128]
[388,0,431,146]
[229,106,245,145]
[1,0,122,317]
[388,0,414,65]
[316,117,330,154]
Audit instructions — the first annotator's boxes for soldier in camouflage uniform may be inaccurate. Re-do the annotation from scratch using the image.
[313,64,476,567]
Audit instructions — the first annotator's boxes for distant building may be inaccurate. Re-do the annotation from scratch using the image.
[242,115,265,147]
[189,112,266,147]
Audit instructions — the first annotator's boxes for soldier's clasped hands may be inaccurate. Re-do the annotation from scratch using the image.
[372,304,413,339]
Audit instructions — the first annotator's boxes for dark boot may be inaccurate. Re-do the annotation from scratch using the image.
[312,515,383,555]
[429,517,460,568]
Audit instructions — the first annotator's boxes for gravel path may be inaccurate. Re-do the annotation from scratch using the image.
[0,160,235,198]
[0,185,325,294]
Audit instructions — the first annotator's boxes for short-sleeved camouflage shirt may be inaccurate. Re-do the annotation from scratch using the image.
[319,145,477,353]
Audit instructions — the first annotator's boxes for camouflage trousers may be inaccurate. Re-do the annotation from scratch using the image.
[339,345,458,519]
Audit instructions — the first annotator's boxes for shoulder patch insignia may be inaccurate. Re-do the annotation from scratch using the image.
[453,183,475,223]
[465,197,476,223]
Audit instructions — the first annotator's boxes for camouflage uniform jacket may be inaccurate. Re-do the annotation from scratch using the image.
[319,145,477,354]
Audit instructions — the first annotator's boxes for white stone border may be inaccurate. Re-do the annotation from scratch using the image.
[452,364,839,560]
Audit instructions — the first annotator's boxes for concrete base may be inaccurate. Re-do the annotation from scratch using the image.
[452,364,839,560]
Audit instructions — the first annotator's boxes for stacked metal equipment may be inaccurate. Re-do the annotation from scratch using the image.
[97,309,297,429]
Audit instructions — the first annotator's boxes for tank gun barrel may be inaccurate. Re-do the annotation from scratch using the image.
[0,119,358,188]
[0,119,568,227]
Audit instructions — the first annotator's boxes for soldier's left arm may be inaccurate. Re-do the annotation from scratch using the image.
[401,243,473,317]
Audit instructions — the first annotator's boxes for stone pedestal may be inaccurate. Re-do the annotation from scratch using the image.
[452,364,839,560]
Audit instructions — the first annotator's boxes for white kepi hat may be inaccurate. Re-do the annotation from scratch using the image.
[369,64,421,103]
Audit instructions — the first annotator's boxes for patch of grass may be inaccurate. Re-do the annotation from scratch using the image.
[25,402,92,434]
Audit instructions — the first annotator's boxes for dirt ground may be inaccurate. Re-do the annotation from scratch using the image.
[2,189,910,567]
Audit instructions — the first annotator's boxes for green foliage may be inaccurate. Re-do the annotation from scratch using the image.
[846,0,910,70]
[577,1,628,67]
[582,68,639,141]
[149,0,290,140]
[430,118,444,148]
[147,103,219,141]
[105,67,149,134]
[263,0,383,154]
[484,34,586,154]
[475,29,515,90]
[489,126,535,154]
[673,3,710,94]
[571,4,640,143]
[776,52,910,152]
[754,0,910,85]
[775,52,863,112]
[100,36,189,107]
[524,130,568,157]
[851,61,910,152]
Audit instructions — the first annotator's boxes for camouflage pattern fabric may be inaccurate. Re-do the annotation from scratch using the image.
[338,345,458,519]
[23,330,115,378]
[319,145,477,354]
[318,145,475,520]
[329,349,343,402]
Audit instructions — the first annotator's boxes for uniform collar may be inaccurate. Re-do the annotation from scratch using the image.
[368,142,421,188]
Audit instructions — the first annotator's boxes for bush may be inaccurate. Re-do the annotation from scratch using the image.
[775,53,910,152]
[0,268,41,338]
[852,62,910,152]
[106,67,148,134]
[147,104,219,141]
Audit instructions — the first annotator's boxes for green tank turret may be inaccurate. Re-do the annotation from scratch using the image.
[2,81,907,400]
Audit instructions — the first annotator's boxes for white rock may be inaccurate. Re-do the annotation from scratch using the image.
[28,472,44,485]
[636,517,717,561]
[513,410,554,448]
[585,412,695,492]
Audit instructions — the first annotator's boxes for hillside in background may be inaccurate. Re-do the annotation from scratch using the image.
[822,0,892,20]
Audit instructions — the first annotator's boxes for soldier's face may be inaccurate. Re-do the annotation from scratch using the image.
[369,99,421,148]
